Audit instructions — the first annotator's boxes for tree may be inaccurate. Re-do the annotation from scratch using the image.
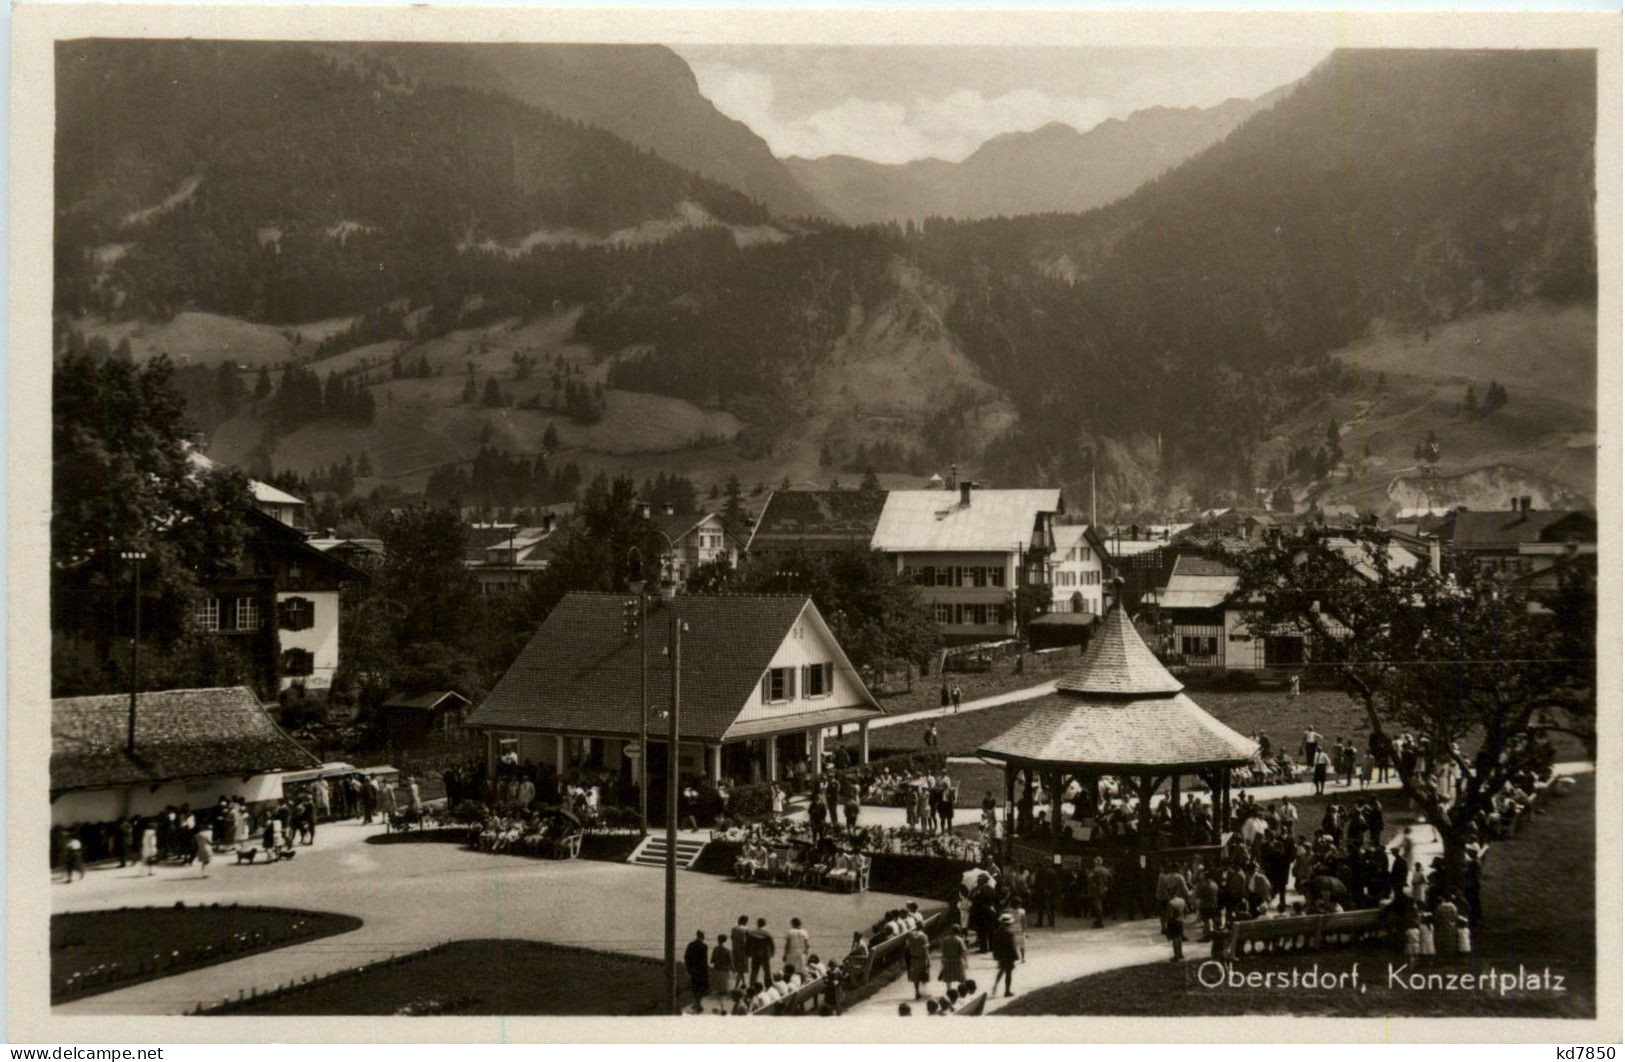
[1269,484,1295,513]
[1464,384,1478,415]
[1235,529,1593,900]
[255,366,273,400]
[52,354,251,689]
[542,422,560,450]
[482,376,505,408]
[860,466,882,492]
[375,505,481,649]
[720,475,747,538]
[462,376,477,403]
[712,546,939,671]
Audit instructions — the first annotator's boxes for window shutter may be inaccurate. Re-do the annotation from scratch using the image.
[762,672,771,702]
[823,662,834,693]
[786,666,796,700]
[800,665,809,696]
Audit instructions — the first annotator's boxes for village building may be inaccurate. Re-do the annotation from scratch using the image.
[744,488,888,559]
[1047,523,1113,616]
[50,686,318,826]
[306,535,385,572]
[872,483,1062,644]
[196,506,365,694]
[468,593,883,804]
[465,516,563,596]
[653,511,739,583]
[1430,500,1597,582]
[377,689,472,748]
[249,479,307,529]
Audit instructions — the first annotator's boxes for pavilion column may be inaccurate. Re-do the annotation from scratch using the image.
[1171,773,1182,841]
[858,720,870,764]
[811,726,826,772]
[708,744,723,786]
[1003,764,1016,841]
[1048,770,1063,841]
[1137,775,1157,834]
[766,736,779,782]
[484,732,497,779]
[555,735,567,773]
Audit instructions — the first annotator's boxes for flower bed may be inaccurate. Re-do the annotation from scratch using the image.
[52,904,362,1004]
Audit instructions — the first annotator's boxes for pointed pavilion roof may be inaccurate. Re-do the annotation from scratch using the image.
[1054,604,1184,697]
[979,601,1255,770]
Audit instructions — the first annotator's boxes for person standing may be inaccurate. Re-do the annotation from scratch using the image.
[939,684,950,710]
[938,926,968,986]
[990,913,1020,997]
[407,776,422,815]
[1086,856,1112,928]
[709,933,733,1008]
[925,722,939,749]
[730,915,750,984]
[784,917,810,973]
[951,684,963,713]
[1034,861,1059,928]
[1312,748,1330,795]
[1164,894,1189,961]
[905,921,931,999]
[62,835,85,883]
[1302,723,1321,768]
[684,930,710,1013]
[118,817,134,869]
[841,777,860,828]
[747,918,776,990]
[194,825,214,878]
[940,783,956,835]
[139,818,158,875]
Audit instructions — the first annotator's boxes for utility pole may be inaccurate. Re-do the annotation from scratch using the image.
[664,605,683,1015]
[119,550,146,755]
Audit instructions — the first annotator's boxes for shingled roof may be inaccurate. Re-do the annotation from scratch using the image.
[982,604,1254,769]
[52,687,318,794]
[1055,606,1184,696]
[468,593,883,742]
[747,490,887,553]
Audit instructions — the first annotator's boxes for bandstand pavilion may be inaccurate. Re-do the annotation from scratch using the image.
[979,596,1257,857]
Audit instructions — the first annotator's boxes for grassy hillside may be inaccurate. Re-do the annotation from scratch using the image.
[1256,302,1595,512]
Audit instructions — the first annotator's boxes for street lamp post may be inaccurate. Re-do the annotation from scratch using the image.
[663,605,685,1014]
[627,547,649,831]
[119,550,147,755]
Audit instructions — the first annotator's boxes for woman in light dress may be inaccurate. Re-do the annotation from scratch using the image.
[139,818,159,875]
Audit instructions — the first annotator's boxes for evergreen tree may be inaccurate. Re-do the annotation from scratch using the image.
[255,366,273,400]
[1465,384,1478,415]
[462,376,477,403]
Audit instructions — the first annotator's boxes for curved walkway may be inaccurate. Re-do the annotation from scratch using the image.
[52,821,910,1015]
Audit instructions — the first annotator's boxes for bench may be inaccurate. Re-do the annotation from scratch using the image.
[767,977,827,1015]
[845,910,947,987]
[1221,908,1388,958]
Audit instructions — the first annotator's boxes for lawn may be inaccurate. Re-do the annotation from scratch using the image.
[1000,773,1595,1018]
[214,939,668,1015]
[52,905,362,1004]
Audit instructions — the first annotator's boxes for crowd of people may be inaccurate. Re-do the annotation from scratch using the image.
[51,772,423,882]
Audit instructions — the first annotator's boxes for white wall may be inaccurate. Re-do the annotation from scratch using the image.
[277,589,340,691]
[52,772,286,826]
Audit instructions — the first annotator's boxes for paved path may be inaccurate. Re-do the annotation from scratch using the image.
[826,678,1060,738]
[52,820,910,1015]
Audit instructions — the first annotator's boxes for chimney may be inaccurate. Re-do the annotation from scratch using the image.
[1510,497,1519,513]
[948,464,958,491]
[959,481,973,508]
[1520,496,1532,515]
[542,512,555,534]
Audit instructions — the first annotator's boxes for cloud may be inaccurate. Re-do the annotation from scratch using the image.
[690,60,1117,164]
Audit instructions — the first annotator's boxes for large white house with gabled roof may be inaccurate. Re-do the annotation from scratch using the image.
[870,482,1063,643]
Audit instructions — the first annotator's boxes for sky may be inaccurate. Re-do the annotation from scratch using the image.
[674,46,1329,165]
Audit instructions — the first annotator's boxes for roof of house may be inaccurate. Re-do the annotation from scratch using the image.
[241,508,368,583]
[655,512,716,544]
[746,490,888,551]
[382,690,472,712]
[1158,553,1241,610]
[981,605,1254,769]
[1440,509,1597,550]
[251,480,306,507]
[1055,606,1185,696]
[871,488,1062,554]
[1324,536,1421,580]
[306,537,385,556]
[52,686,318,793]
[468,593,882,743]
